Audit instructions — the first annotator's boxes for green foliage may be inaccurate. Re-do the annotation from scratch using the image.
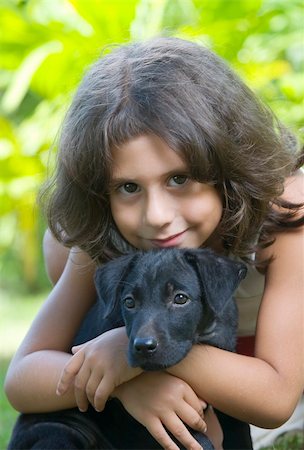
[270,430,304,450]
[0,0,303,292]
[0,358,18,449]
[264,431,304,450]
[0,289,47,447]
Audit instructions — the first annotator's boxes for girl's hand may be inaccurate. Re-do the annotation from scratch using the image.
[56,327,142,412]
[114,371,208,450]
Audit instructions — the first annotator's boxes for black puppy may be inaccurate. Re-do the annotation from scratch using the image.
[93,248,247,370]
[8,248,247,450]
[74,248,247,450]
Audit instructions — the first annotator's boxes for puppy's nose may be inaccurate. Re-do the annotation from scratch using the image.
[134,337,158,354]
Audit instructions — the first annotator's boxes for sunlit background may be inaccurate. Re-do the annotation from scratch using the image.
[0,0,303,447]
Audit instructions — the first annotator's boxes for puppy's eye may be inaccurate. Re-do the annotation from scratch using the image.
[173,293,189,305]
[124,297,135,309]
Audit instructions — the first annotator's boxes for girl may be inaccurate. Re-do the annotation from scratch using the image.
[5,37,304,450]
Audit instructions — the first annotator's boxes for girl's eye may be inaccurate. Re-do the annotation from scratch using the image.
[169,175,189,186]
[173,293,190,305]
[124,297,135,309]
[119,183,139,194]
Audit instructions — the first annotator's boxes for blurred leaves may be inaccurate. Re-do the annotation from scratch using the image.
[2,40,63,114]
[0,0,303,291]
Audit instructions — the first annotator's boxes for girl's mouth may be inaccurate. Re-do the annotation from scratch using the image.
[150,231,187,248]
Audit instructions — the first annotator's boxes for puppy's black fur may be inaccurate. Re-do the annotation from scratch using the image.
[8,248,248,450]
[8,249,249,450]
[74,248,247,450]
[77,248,246,370]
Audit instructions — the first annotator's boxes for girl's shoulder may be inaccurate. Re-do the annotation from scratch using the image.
[253,170,303,277]
[259,170,303,266]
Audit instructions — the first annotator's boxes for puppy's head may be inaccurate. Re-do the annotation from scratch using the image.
[95,248,246,370]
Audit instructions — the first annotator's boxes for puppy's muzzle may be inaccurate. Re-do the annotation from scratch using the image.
[133,337,158,355]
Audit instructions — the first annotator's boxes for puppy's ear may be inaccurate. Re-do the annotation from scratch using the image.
[94,253,139,318]
[185,249,247,313]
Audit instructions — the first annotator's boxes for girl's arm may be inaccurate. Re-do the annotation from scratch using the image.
[167,172,304,428]
[43,228,70,284]
[4,246,97,412]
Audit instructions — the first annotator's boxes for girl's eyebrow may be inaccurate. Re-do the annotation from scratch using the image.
[109,177,136,187]
[110,168,190,185]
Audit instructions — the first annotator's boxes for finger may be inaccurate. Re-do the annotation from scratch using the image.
[198,398,208,413]
[183,386,207,416]
[71,345,83,354]
[72,335,99,353]
[93,375,114,412]
[176,402,207,434]
[162,412,203,450]
[74,364,91,412]
[146,417,180,450]
[85,370,104,407]
[56,352,85,395]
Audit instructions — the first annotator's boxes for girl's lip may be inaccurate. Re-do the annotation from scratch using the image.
[150,231,186,248]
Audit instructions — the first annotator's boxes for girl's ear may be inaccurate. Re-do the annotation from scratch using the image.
[185,249,247,313]
[94,253,139,318]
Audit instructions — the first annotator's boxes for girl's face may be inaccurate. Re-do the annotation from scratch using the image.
[109,135,223,250]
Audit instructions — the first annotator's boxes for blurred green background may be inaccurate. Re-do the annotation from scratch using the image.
[0,0,303,447]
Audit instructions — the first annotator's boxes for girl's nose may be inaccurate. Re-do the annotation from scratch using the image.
[143,191,174,228]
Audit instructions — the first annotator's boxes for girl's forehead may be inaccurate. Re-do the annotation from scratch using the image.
[110,134,188,178]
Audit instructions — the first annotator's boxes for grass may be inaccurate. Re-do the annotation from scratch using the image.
[0,289,44,449]
[0,289,303,450]
[0,358,18,449]
[263,431,304,450]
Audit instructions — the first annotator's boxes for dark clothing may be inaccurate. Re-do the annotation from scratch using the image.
[8,401,252,450]
[216,410,253,450]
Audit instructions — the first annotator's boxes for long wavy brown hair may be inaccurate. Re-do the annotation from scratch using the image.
[40,37,303,265]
